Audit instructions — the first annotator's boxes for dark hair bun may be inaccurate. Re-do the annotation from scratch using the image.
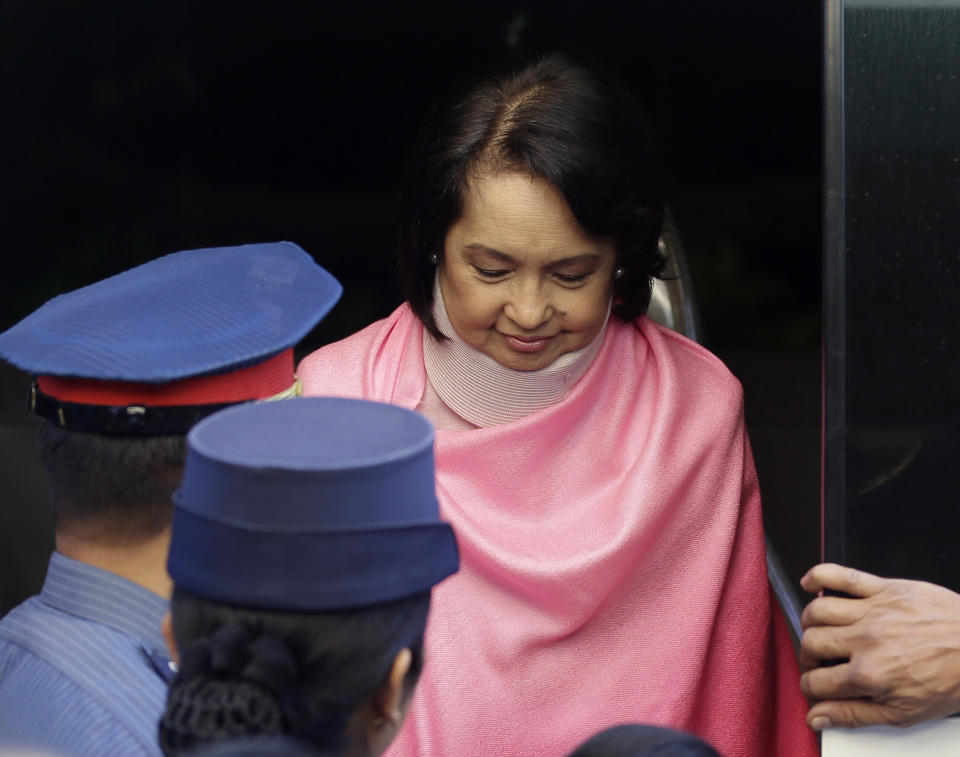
[242,636,300,696]
[159,625,307,753]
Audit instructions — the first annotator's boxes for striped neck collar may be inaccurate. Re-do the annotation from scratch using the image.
[422,279,607,427]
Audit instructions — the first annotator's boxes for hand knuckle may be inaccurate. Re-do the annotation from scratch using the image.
[847,660,879,693]
[857,628,877,647]
[800,628,821,653]
[886,580,909,598]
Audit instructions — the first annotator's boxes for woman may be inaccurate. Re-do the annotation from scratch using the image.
[157,398,459,756]
[299,55,815,757]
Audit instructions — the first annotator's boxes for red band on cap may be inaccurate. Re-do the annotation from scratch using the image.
[37,349,295,407]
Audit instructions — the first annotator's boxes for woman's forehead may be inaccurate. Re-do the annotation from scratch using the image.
[462,171,565,213]
[453,172,602,252]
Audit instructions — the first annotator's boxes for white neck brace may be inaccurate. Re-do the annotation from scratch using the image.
[422,279,608,427]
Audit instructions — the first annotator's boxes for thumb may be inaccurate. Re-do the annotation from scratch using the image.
[807,699,901,730]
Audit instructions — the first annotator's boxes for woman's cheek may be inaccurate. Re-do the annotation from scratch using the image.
[469,290,502,327]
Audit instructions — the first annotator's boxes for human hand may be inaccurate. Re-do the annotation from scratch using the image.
[799,562,960,729]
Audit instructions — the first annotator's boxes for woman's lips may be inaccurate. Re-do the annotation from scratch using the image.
[502,333,552,353]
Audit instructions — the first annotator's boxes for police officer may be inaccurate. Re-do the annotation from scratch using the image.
[0,242,341,756]
[157,397,459,756]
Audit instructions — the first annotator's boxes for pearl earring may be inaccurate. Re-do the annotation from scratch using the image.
[429,253,439,265]
[613,266,625,280]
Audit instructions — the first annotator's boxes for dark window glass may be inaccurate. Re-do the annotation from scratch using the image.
[825,1,960,588]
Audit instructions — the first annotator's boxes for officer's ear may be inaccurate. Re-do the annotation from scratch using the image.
[162,610,179,664]
[374,647,413,725]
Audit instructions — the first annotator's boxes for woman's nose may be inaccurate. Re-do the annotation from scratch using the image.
[503,283,554,330]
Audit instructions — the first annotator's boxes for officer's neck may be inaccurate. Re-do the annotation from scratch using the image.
[56,527,173,599]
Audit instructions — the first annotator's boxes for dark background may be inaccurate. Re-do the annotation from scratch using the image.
[0,0,822,613]
[826,4,960,590]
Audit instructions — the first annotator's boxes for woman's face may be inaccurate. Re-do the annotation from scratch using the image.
[439,172,616,372]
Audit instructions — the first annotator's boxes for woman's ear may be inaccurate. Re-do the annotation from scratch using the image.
[162,610,179,664]
[375,647,413,725]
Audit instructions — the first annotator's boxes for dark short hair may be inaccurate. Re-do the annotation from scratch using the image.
[35,420,186,541]
[398,53,666,339]
[568,724,722,757]
[159,589,430,755]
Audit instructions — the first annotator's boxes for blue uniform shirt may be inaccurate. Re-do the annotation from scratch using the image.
[0,552,172,756]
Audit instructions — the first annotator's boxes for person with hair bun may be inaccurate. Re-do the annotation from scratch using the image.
[567,724,722,757]
[158,397,459,756]
[298,55,815,757]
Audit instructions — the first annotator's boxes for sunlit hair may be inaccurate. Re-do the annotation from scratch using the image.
[399,53,666,339]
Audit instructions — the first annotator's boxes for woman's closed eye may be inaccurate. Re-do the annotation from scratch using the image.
[473,266,511,279]
[553,272,591,285]
[470,258,598,285]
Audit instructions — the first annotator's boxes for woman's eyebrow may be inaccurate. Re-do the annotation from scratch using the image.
[546,253,603,267]
[464,243,513,262]
[464,244,602,267]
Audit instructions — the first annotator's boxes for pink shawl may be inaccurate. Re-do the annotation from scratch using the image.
[299,305,816,757]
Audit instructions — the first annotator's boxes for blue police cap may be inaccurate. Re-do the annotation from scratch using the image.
[0,242,342,434]
[169,397,459,610]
